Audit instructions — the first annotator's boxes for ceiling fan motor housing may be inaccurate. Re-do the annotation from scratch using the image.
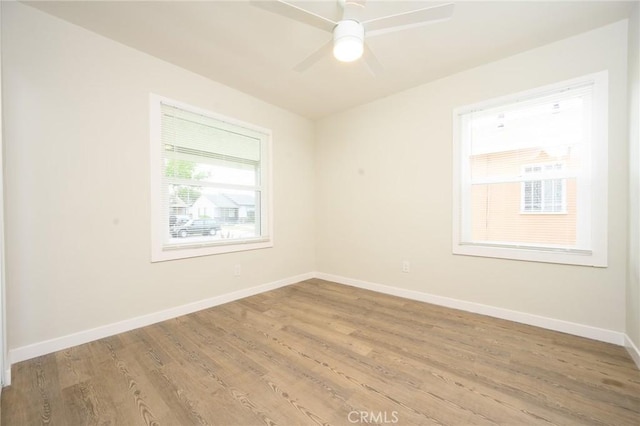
[333,20,365,62]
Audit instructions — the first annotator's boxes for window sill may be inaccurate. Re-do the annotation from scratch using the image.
[152,239,273,262]
[453,243,606,267]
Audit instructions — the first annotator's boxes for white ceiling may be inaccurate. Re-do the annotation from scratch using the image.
[24,0,635,119]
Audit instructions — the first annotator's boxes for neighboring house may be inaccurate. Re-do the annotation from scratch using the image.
[190,193,255,223]
[223,193,256,223]
[470,147,577,246]
[169,195,190,217]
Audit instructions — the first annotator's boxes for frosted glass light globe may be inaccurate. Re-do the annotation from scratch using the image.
[333,20,365,63]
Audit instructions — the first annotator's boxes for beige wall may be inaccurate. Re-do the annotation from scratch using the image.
[2,3,316,350]
[316,21,628,331]
[627,2,640,350]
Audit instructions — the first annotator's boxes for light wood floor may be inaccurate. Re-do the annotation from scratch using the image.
[3,279,640,425]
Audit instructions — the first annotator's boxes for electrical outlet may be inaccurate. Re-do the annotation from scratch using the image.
[402,260,410,273]
[234,264,242,277]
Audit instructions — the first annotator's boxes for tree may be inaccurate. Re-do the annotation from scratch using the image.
[165,159,207,205]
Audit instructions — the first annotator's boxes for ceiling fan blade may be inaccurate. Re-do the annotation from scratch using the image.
[293,40,333,72]
[362,44,383,76]
[363,2,454,37]
[250,0,336,33]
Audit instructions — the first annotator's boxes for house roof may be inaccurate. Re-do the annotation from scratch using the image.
[198,193,256,208]
[169,195,188,208]
[201,194,237,208]
[223,193,255,206]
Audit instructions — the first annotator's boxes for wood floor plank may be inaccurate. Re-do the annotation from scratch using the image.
[3,279,639,425]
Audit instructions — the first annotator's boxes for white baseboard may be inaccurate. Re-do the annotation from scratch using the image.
[625,334,640,369]
[3,367,10,387]
[6,270,632,372]
[9,272,314,365]
[315,272,626,346]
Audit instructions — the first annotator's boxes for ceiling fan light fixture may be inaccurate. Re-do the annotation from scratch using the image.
[333,20,364,62]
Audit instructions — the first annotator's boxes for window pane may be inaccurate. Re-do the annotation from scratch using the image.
[470,179,577,247]
[163,157,257,186]
[462,84,589,250]
[166,185,260,245]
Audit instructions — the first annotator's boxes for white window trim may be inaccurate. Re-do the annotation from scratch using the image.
[0,1,8,386]
[150,94,273,262]
[452,71,608,267]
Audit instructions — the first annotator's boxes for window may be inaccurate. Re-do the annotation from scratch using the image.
[521,163,566,213]
[150,95,272,262]
[452,72,608,266]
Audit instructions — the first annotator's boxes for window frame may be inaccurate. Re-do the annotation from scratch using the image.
[150,94,273,262]
[452,71,608,267]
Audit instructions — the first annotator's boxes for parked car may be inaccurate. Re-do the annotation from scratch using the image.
[169,214,190,226]
[172,219,221,238]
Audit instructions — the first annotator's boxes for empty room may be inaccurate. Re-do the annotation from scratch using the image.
[1,0,639,424]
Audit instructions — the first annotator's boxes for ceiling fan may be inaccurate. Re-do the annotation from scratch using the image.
[251,0,455,74]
